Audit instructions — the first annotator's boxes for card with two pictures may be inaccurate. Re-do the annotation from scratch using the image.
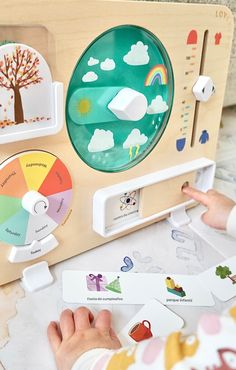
[62,270,215,306]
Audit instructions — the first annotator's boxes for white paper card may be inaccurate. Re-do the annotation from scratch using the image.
[105,190,140,230]
[198,256,236,301]
[62,271,215,306]
[118,299,184,345]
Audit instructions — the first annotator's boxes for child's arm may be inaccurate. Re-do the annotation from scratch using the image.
[182,186,236,237]
[48,304,236,370]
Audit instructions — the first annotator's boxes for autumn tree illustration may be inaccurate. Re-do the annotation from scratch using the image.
[0,46,43,124]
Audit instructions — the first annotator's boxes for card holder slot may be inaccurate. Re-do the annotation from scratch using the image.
[93,158,215,237]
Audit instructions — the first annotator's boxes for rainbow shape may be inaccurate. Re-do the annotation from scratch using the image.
[145,64,168,86]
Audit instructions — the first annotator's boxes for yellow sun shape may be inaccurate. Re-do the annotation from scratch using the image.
[77,98,91,115]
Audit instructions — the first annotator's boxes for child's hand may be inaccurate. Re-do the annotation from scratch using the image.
[182,186,235,230]
[47,307,121,370]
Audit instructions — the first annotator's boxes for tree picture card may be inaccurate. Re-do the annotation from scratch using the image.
[198,256,236,301]
[0,43,63,143]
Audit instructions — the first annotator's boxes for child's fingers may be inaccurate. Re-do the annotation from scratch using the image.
[47,321,62,353]
[201,211,215,228]
[201,211,209,224]
[109,327,121,344]
[95,309,112,332]
[74,306,94,331]
[182,186,209,206]
[60,309,75,340]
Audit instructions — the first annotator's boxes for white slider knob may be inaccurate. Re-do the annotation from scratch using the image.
[108,87,148,121]
[192,76,215,102]
[22,190,49,216]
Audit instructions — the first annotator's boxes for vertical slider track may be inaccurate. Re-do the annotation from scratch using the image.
[190,30,209,147]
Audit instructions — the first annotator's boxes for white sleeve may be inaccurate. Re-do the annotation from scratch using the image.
[226,205,236,239]
[71,348,111,370]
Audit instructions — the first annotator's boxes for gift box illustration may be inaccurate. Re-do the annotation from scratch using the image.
[86,274,122,293]
[86,273,108,291]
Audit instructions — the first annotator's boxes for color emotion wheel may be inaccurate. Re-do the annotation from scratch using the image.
[0,151,72,246]
[66,25,174,173]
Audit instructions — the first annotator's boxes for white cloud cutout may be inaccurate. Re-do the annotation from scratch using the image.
[82,71,98,83]
[147,95,169,114]
[88,57,99,66]
[123,41,150,66]
[100,58,116,71]
[123,129,148,148]
[88,129,114,152]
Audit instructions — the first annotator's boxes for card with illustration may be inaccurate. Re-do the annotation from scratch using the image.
[159,274,214,306]
[105,190,140,231]
[198,256,236,301]
[118,299,184,345]
[63,271,126,304]
[62,271,214,306]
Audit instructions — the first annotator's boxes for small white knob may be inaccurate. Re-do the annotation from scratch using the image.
[192,76,215,102]
[22,190,49,216]
[108,87,147,121]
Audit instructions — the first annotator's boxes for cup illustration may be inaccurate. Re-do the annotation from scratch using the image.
[128,320,153,342]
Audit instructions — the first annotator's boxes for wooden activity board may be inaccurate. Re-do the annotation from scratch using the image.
[0,0,234,285]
